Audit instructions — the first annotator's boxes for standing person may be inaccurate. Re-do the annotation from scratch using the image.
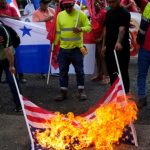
[91,0,110,84]
[102,0,131,93]
[32,0,55,22]
[0,23,21,112]
[0,0,27,83]
[0,0,19,20]
[54,0,91,101]
[135,0,150,109]
[23,0,35,16]
[49,0,57,9]
[32,0,55,78]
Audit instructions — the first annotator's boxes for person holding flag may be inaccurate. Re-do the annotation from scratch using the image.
[0,22,21,112]
[0,0,19,20]
[54,0,91,101]
[102,0,131,94]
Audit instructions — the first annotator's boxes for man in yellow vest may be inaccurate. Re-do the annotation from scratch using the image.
[54,0,91,101]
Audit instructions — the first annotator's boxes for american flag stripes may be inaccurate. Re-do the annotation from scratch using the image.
[21,76,137,149]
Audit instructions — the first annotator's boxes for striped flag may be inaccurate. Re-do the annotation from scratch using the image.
[21,76,137,149]
[7,0,21,17]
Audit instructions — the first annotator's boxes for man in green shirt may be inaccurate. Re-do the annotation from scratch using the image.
[54,0,91,101]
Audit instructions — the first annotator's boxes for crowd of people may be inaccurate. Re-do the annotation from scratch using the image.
[0,0,150,112]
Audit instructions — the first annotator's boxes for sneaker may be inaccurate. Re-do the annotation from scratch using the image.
[91,75,103,82]
[100,78,110,85]
[40,74,46,79]
[55,90,67,102]
[14,106,22,112]
[1,79,7,84]
[19,78,27,84]
[78,89,87,101]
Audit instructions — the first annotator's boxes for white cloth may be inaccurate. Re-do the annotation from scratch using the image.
[24,3,35,16]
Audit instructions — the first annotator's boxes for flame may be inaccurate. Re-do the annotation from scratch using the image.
[36,97,137,150]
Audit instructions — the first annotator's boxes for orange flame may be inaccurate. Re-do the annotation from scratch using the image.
[36,97,137,150]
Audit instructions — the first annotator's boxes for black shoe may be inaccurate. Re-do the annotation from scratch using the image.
[55,90,67,102]
[137,97,147,109]
[1,79,7,84]
[19,78,27,84]
[78,89,87,101]
[40,74,46,79]
[14,106,22,112]
[51,73,60,77]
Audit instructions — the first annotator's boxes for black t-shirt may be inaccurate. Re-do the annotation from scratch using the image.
[0,25,12,48]
[104,7,131,53]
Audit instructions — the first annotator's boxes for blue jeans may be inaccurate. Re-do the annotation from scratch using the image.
[58,47,84,89]
[0,59,21,107]
[137,47,150,98]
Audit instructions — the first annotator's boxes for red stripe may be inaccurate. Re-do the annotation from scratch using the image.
[81,77,121,117]
[27,115,50,123]
[25,105,54,114]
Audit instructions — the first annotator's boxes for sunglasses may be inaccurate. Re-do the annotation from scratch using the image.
[63,4,74,9]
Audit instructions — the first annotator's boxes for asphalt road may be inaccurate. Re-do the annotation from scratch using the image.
[0,61,150,150]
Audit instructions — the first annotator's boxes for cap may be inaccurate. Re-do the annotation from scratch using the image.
[62,0,75,4]
[40,0,50,3]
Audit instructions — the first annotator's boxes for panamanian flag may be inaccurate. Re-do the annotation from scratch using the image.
[2,18,50,73]
[1,18,96,74]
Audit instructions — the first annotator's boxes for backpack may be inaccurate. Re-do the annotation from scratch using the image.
[3,24,21,48]
[4,25,20,48]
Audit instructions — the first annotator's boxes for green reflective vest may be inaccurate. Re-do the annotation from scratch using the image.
[54,8,91,49]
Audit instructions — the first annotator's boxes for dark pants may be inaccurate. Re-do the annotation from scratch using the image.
[0,59,21,107]
[105,50,130,93]
[58,47,84,89]
[137,47,150,98]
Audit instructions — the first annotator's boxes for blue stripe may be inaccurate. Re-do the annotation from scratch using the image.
[15,45,50,73]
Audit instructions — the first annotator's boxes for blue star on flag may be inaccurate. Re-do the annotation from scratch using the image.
[20,26,32,37]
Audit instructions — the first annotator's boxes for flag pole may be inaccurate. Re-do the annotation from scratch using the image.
[75,0,83,27]
[12,74,35,150]
[113,50,138,147]
[47,43,54,85]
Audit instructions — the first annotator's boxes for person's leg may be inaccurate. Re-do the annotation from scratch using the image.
[100,51,110,85]
[0,65,3,82]
[55,49,70,101]
[105,53,118,85]
[137,47,150,97]
[91,42,103,81]
[118,51,130,94]
[18,73,27,83]
[3,59,21,111]
[71,48,87,100]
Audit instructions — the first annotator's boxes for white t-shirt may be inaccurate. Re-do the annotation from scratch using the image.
[24,3,35,16]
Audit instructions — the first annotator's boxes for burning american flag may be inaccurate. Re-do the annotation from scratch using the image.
[20,76,138,150]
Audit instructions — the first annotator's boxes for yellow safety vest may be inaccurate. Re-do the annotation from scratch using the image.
[54,8,91,49]
[143,2,150,19]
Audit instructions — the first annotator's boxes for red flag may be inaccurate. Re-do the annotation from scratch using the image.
[46,2,61,70]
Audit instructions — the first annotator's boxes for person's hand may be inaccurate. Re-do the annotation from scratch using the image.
[9,66,16,74]
[101,46,106,56]
[73,27,82,34]
[45,15,54,21]
[115,42,122,51]
[0,36,4,45]
[95,38,102,43]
